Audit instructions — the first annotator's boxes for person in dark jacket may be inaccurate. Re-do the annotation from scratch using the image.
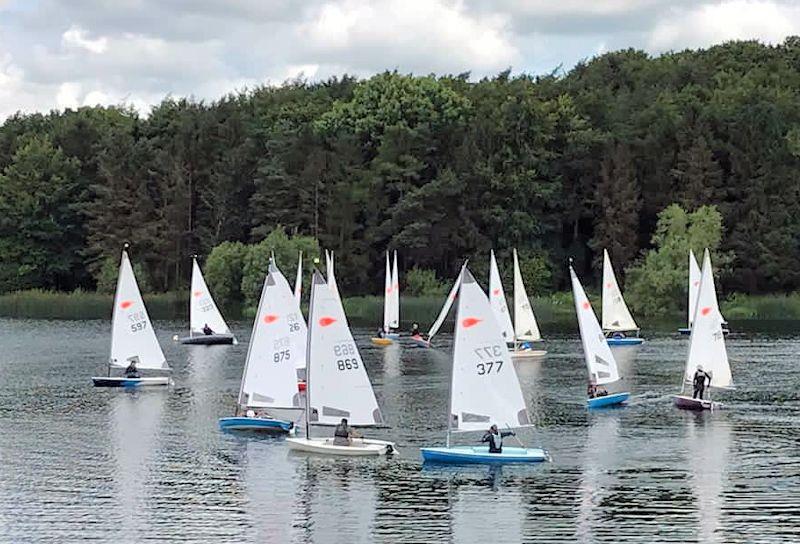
[202,323,214,335]
[693,365,711,399]
[410,322,420,337]
[481,424,515,453]
[124,361,140,379]
[333,418,358,446]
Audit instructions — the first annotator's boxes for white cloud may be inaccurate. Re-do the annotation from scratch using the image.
[650,0,800,51]
[62,25,108,54]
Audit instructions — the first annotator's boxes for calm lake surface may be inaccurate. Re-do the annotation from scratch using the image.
[0,318,798,543]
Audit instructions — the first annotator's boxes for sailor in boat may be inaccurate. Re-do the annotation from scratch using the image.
[202,323,214,335]
[587,383,608,398]
[410,322,420,337]
[693,365,712,400]
[333,418,360,446]
[481,424,516,453]
[375,327,385,339]
[124,360,140,379]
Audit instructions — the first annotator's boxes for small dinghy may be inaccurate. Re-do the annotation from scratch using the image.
[287,271,397,456]
[415,263,466,348]
[571,264,630,409]
[601,249,643,346]
[92,246,172,388]
[679,250,730,336]
[218,259,305,433]
[489,249,516,346]
[672,249,734,411]
[511,249,547,359]
[420,268,548,464]
[179,257,237,345]
[371,251,400,345]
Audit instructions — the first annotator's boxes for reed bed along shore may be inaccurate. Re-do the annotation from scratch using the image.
[0,289,796,325]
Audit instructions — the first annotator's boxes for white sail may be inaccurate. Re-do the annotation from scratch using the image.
[382,252,392,332]
[307,270,383,426]
[570,266,620,386]
[513,249,541,341]
[238,261,304,409]
[189,257,232,337]
[427,263,466,340]
[326,249,341,299]
[601,249,638,332]
[688,250,701,328]
[450,268,532,432]
[489,250,515,342]
[684,249,732,389]
[109,250,168,371]
[389,250,400,329]
[294,251,303,304]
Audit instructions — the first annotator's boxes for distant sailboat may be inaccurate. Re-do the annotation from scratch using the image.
[294,251,303,304]
[371,250,400,345]
[411,262,466,348]
[179,257,236,345]
[325,250,341,301]
[489,250,515,344]
[570,264,630,408]
[673,249,734,410]
[420,267,548,463]
[601,249,643,346]
[511,249,546,359]
[92,246,171,387]
[287,270,397,456]
[218,260,305,432]
[678,250,702,335]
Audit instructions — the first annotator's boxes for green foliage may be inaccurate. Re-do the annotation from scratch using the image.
[240,227,319,307]
[516,251,554,295]
[626,204,731,316]
[204,241,248,306]
[405,267,447,297]
[95,255,154,294]
[0,289,186,320]
[722,292,800,319]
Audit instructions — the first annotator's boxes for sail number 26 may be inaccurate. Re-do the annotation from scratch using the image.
[333,342,359,371]
[474,344,504,375]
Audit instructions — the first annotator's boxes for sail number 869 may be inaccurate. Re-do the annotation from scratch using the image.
[334,342,358,371]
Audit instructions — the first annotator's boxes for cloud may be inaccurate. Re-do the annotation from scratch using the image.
[649,0,800,51]
[62,25,107,54]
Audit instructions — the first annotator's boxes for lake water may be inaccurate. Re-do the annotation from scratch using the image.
[0,318,798,543]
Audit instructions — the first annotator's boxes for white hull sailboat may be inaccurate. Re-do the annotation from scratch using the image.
[679,249,730,336]
[287,270,397,456]
[601,249,642,346]
[219,259,305,433]
[420,267,548,464]
[571,264,630,408]
[92,246,171,387]
[673,249,734,410]
[511,249,546,359]
[372,251,400,345]
[179,257,236,345]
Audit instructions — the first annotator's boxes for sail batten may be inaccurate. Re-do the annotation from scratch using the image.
[684,249,732,389]
[601,249,638,332]
[489,250,515,342]
[189,258,232,337]
[513,249,541,341]
[571,266,620,386]
[110,249,168,371]
[449,268,531,432]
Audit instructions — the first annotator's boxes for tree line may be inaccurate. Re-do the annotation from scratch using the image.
[2,38,800,301]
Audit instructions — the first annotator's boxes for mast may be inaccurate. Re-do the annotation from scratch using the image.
[445,273,465,448]
[304,271,321,439]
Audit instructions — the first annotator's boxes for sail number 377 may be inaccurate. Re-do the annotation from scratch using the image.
[474,344,504,375]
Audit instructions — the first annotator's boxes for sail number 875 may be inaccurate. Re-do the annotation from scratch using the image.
[476,360,503,375]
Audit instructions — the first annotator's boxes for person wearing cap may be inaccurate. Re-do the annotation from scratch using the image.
[692,365,711,399]
[481,424,515,453]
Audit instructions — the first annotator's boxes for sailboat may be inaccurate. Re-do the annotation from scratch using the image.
[420,267,548,463]
[570,264,630,408]
[511,249,546,359]
[489,250,515,345]
[601,249,643,346]
[371,251,400,345]
[325,250,341,301]
[678,250,701,335]
[219,260,305,432]
[294,251,303,304]
[92,246,171,387]
[410,263,466,348]
[672,249,734,410]
[179,257,236,345]
[286,270,397,456]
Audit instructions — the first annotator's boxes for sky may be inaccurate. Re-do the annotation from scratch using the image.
[2,0,800,119]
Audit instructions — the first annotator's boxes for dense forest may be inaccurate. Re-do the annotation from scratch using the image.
[2,38,800,302]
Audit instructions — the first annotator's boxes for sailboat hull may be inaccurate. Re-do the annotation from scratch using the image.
[606,337,643,346]
[678,327,729,336]
[286,437,397,456]
[587,392,630,408]
[511,349,547,360]
[672,395,721,411]
[420,445,548,464]
[408,335,431,348]
[218,416,293,433]
[179,333,236,345]
[370,337,393,346]
[92,376,171,387]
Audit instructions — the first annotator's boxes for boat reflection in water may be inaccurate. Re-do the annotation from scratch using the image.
[576,414,621,543]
